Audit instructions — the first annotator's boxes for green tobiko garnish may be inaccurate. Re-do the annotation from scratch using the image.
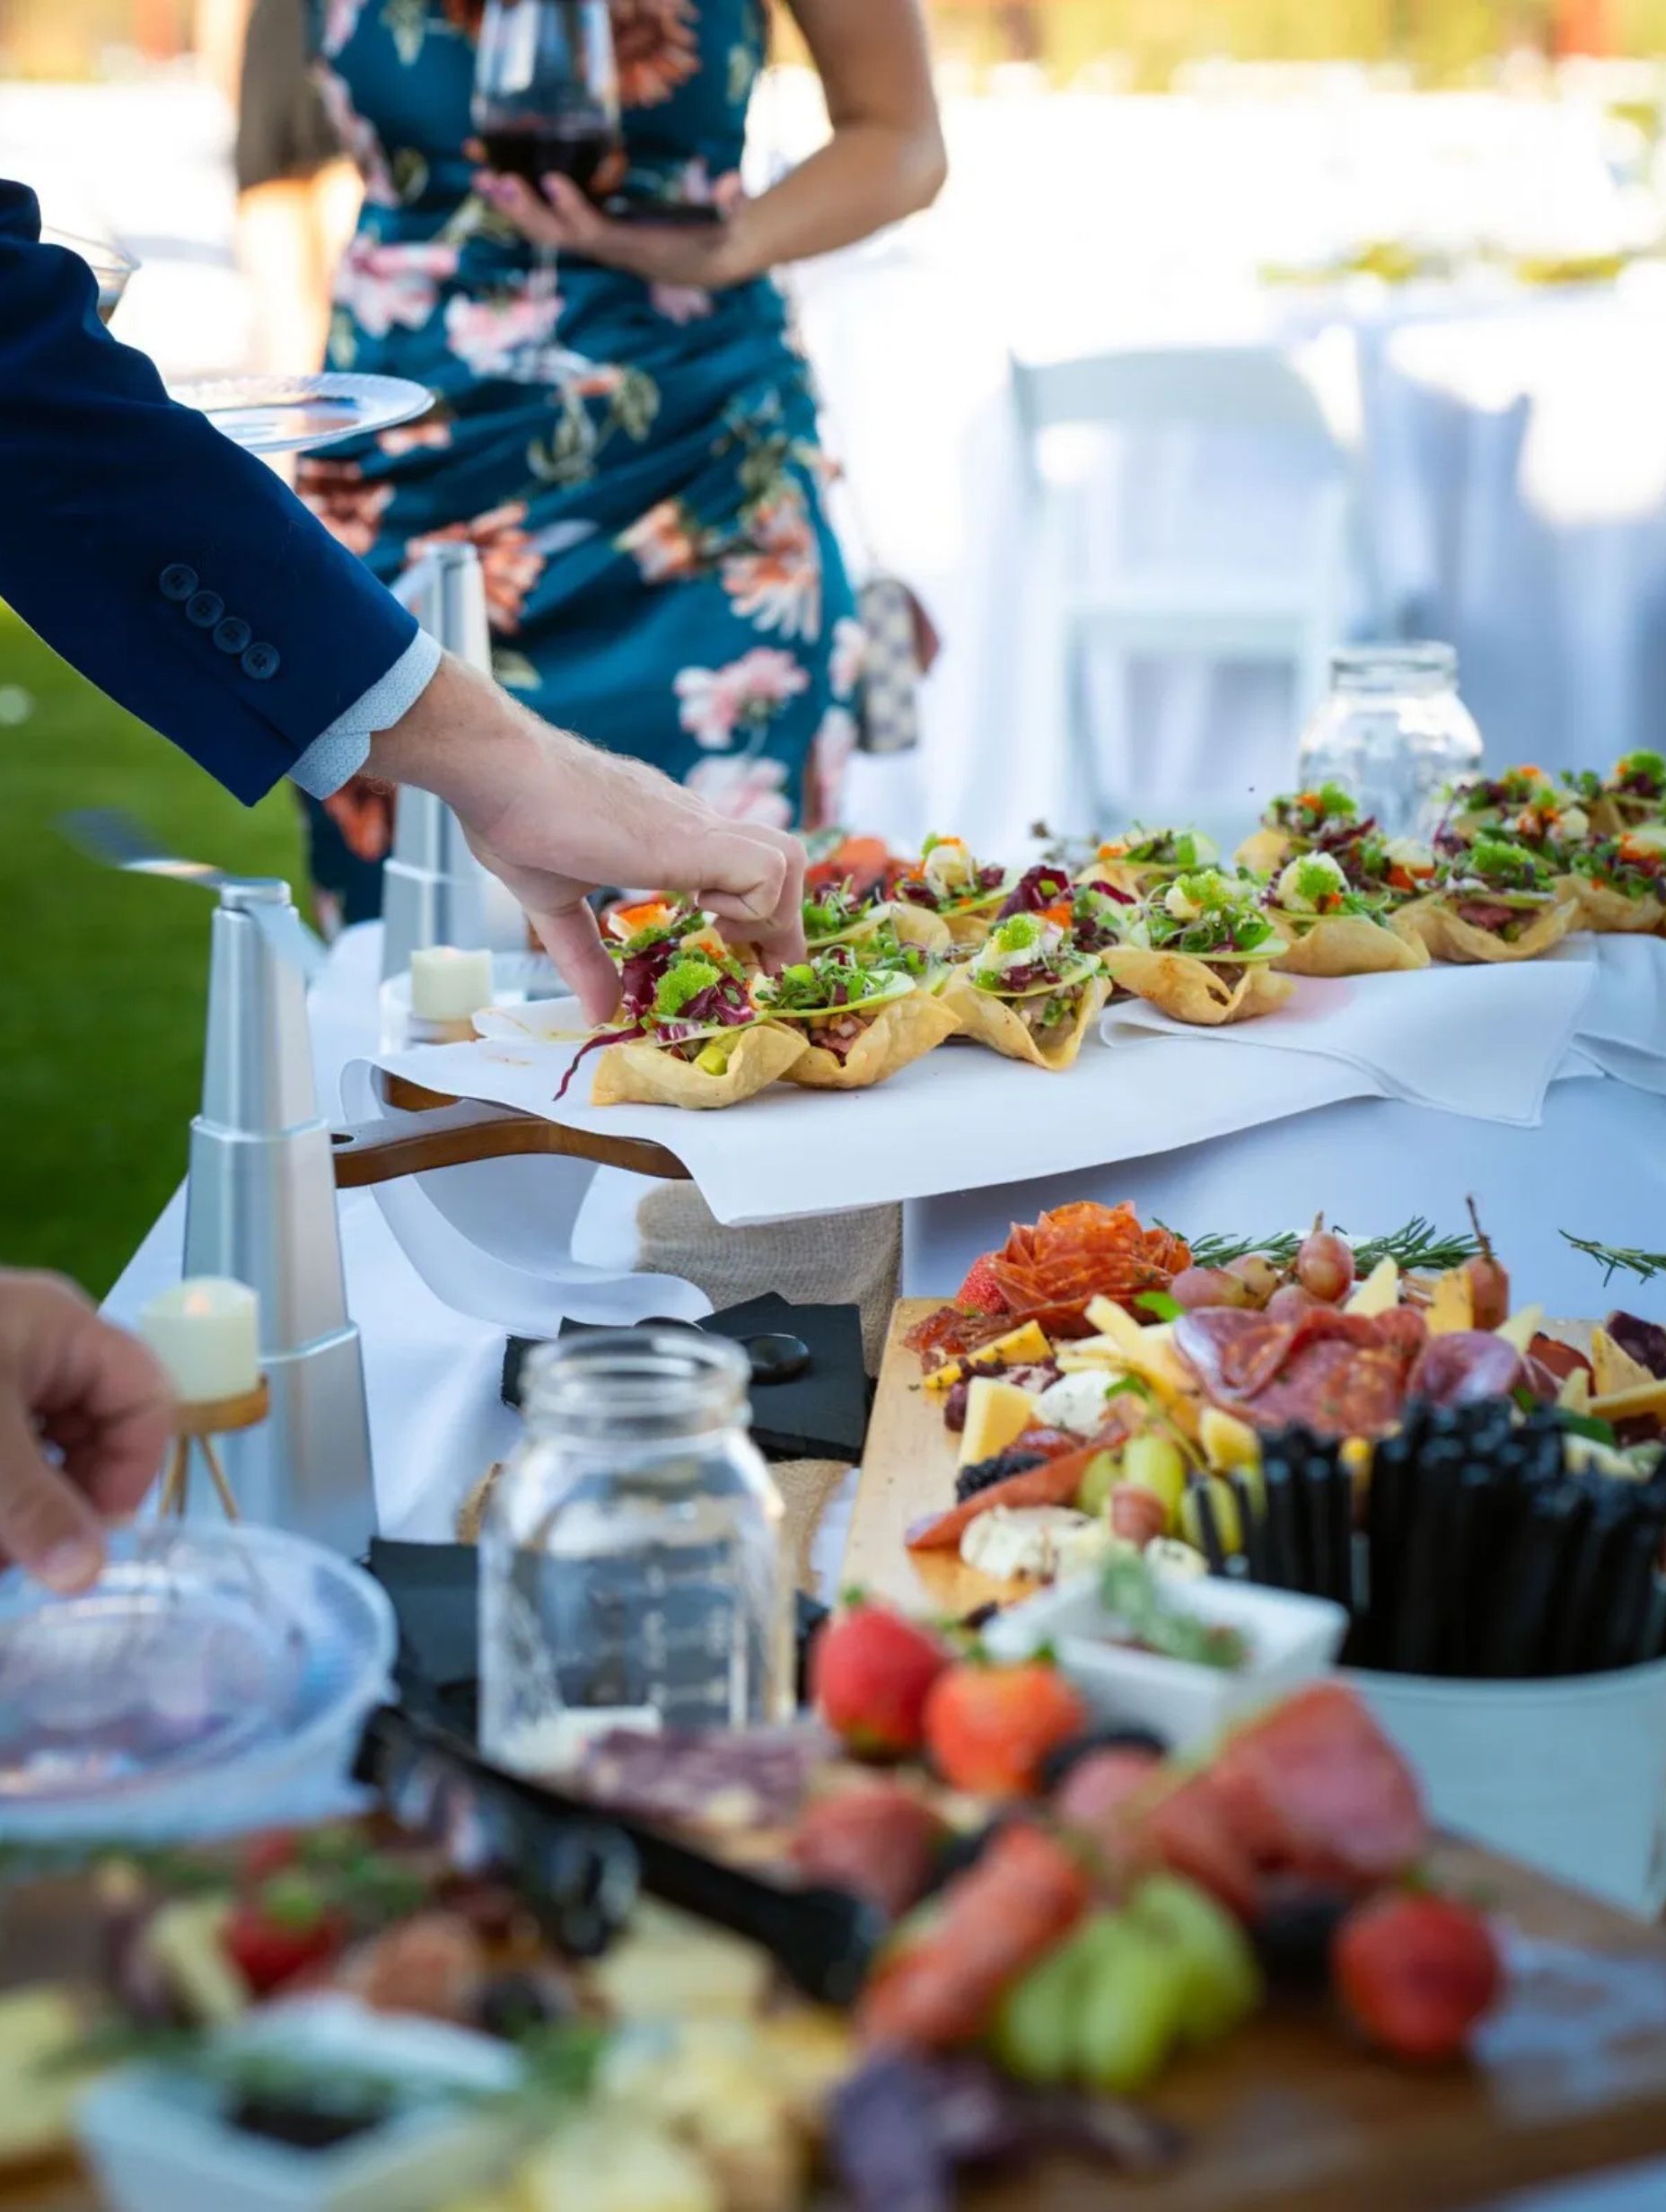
[653,956,723,1018]
[1468,835,1549,888]
[988,912,1043,955]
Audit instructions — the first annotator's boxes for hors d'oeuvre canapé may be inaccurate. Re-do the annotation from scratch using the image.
[1235,783,1360,877]
[1434,765,1572,858]
[1331,826,1439,917]
[582,948,807,1108]
[753,938,960,1089]
[1564,823,1666,935]
[942,910,1109,1069]
[1100,869,1293,1024]
[890,835,1010,949]
[1267,851,1429,976]
[802,877,952,957]
[1083,827,1219,900]
[1401,834,1580,964]
[1564,750,1666,839]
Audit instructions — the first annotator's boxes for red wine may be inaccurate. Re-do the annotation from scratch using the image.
[480,119,619,198]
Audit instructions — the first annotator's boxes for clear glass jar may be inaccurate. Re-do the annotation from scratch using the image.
[1295,644,1483,838]
[479,1330,790,1773]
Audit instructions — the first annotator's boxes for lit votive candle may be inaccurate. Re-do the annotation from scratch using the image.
[409,946,495,1024]
[139,1278,260,1405]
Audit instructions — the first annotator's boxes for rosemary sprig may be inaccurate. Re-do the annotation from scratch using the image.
[1560,1232,1666,1286]
[1173,1216,1478,1275]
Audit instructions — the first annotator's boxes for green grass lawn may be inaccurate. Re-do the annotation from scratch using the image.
[0,606,307,1295]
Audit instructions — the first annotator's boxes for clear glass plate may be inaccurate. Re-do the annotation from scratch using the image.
[0,1525,396,1832]
[165,373,435,457]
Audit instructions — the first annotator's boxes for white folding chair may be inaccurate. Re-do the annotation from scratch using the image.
[1010,345,1363,838]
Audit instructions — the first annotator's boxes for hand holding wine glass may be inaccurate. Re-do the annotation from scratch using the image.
[474,168,750,291]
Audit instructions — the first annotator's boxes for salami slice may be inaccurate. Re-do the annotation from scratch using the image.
[1407,1330,1525,1408]
[1174,1307,1416,1436]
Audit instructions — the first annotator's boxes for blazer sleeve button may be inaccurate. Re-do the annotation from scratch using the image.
[159,564,198,602]
[186,590,225,629]
[213,616,252,655]
[241,642,281,681]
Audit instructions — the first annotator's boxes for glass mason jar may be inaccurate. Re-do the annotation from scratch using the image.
[479,1330,791,1774]
[1295,643,1483,839]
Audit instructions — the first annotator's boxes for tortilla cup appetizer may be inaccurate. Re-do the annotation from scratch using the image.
[1267,852,1430,975]
[753,947,960,1089]
[805,884,956,960]
[1083,827,1220,900]
[1406,836,1580,964]
[1434,765,1574,861]
[889,834,1010,949]
[1563,826,1666,934]
[1100,868,1293,1025]
[592,1023,807,1108]
[1233,782,1361,875]
[571,950,805,1109]
[941,912,1109,1069]
[1564,751,1666,839]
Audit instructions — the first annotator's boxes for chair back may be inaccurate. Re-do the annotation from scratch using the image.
[1011,344,1340,452]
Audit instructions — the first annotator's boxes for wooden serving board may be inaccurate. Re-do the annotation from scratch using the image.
[8,1843,1666,2212]
[841,1297,1013,1618]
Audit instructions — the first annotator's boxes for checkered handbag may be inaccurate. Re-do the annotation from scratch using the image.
[855,574,924,756]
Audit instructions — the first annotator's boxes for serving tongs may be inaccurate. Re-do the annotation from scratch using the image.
[355,1704,883,2005]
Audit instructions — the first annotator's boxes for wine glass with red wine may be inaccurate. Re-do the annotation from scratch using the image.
[473,0,623,201]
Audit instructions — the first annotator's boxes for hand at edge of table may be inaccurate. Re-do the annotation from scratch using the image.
[0,1270,174,1592]
[368,654,807,1022]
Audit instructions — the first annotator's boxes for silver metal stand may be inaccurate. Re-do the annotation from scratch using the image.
[182,879,376,1558]
[381,542,525,978]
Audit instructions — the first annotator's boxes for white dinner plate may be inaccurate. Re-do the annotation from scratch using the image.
[166,372,435,457]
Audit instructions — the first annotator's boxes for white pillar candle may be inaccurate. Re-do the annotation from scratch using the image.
[139,1278,260,1404]
[409,946,495,1023]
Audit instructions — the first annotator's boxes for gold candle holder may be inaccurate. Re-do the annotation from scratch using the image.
[157,1378,272,1522]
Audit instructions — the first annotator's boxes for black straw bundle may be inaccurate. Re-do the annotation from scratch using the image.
[1229,1405,1666,1681]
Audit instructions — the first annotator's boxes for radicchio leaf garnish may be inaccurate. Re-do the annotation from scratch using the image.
[996,865,1073,919]
[555,1022,644,1102]
[617,939,680,1018]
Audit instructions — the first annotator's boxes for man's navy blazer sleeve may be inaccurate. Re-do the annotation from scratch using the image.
[0,180,420,803]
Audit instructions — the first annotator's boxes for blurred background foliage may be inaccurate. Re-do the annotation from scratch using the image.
[11,0,1666,83]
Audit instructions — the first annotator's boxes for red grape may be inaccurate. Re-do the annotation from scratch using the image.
[1224,1254,1280,1308]
[1171,1267,1255,1312]
[1463,1254,1511,1330]
[1266,1283,1320,1322]
[1295,1231,1355,1304]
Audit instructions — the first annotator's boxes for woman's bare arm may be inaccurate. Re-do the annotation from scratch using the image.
[477,0,946,288]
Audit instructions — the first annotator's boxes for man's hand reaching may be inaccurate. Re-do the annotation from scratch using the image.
[368,655,806,1023]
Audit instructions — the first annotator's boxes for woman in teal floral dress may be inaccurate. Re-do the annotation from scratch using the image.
[298,0,944,921]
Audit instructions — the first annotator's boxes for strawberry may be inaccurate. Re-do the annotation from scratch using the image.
[955,1253,1008,1315]
[223,1873,350,1995]
[812,1604,951,1757]
[923,1660,1087,1797]
[1334,1892,1502,2064]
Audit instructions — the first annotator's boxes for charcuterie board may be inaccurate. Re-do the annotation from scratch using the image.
[842,1297,1009,1618]
[9,1836,1666,2212]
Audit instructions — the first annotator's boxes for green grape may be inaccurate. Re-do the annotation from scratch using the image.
[1072,1914,1189,2094]
[1074,1449,1119,1517]
[1127,1874,1262,2048]
[988,1923,1096,2085]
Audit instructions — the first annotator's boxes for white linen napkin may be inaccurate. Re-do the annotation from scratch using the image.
[1099,953,1597,1126]
[1571,935,1666,1095]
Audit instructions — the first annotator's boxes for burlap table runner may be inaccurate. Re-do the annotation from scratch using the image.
[457,1185,899,1589]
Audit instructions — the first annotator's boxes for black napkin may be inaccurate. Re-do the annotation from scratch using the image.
[502,1295,871,1464]
[367,1538,829,1737]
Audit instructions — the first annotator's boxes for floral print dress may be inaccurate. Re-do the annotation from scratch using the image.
[298,0,860,919]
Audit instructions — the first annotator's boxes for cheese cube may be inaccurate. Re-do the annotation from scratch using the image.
[956,1376,1039,1468]
[923,1321,1052,1394]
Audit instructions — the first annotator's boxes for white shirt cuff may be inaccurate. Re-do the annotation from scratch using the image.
[288,630,444,798]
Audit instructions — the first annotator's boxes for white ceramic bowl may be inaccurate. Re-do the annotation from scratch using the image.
[984,1570,1349,1751]
[77,1996,527,2212]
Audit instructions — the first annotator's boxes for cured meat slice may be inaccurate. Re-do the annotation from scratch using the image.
[1200,1684,1426,1891]
[1173,1307,1418,1437]
[1407,1330,1526,1408]
[988,1202,1190,1338]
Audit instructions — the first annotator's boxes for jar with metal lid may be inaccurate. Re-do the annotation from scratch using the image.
[1295,642,1483,838]
[478,1329,790,1774]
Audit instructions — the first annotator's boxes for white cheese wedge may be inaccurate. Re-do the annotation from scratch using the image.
[1034,1371,1116,1436]
[1343,1256,1399,1317]
[959,1505,1095,1583]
